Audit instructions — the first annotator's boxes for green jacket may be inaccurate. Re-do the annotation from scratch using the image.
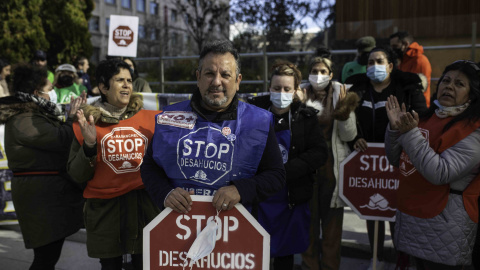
[54,83,87,104]
[0,97,84,249]
[67,94,160,258]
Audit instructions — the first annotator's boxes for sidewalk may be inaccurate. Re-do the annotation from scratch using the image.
[0,207,398,270]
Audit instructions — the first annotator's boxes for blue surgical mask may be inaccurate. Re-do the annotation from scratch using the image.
[366,65,388,83]
[270,92,293,109]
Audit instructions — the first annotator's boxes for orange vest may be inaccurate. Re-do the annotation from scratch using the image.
[73,110,159,199]
[398,114,480,222]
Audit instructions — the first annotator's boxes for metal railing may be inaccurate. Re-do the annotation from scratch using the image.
[136,41,479,93]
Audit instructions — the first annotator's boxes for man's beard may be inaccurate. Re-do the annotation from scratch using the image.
[204,88,228,107]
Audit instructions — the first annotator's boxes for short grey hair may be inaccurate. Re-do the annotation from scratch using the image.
[198,40,241,79]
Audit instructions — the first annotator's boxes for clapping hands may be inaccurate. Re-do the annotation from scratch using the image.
[386,95,419,133]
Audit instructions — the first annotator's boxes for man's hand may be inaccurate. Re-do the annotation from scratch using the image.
[165,187,194,214]
[212,185,241,211]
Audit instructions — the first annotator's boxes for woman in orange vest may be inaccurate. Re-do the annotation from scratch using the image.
[385,60,480,269]
[67,59,160,270]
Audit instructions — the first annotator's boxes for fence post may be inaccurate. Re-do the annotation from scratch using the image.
[159,46,164,93]
[472,22,477,61]
[263,38,268,92]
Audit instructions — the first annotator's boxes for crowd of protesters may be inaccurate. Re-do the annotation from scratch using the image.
[0,30,479,270]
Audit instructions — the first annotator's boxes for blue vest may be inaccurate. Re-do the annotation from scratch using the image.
[152,100,273,196]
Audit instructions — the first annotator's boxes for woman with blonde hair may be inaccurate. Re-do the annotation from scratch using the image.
[300,48,359,270]
[249,60,327,270]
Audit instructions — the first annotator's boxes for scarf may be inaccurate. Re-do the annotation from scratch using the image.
[91,98,127,119]
[434,99,470,118]
[15,91,63,117]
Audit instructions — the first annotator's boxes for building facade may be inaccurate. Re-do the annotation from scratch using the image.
[89,0,229,63]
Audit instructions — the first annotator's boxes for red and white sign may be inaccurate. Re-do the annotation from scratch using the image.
[143,196,270,269]
[108,15,138,57]
[339,143,399,222]
[112,25,134,47]
[100,127,148,174]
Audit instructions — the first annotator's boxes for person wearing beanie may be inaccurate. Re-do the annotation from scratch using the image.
[341,36,376,83]
[31,50,55,83]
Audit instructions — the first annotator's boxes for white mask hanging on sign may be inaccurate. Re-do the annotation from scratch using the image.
[183,210,220,270]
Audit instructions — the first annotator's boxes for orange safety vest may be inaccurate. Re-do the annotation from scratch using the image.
[398,114,480,223]
[73,110,159,199]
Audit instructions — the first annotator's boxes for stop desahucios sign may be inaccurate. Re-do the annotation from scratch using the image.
[143,195,270,269]
[339,143,399,222]
[112,25,134,47]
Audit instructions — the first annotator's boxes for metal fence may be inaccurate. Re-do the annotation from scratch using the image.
[135,43,480,93]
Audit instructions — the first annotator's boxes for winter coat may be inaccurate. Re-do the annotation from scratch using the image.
[248,95,328,205]
[347,70,427,144]
[399,42,432,107]
[67,94,160,258]
[133,77,152,93]
[385,121,480,265]
[304,82,359,208]
[0,96,84,249]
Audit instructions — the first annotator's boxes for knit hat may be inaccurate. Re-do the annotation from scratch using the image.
[55,64,77,73]
[356,36,376,53]
[33,50,47,61]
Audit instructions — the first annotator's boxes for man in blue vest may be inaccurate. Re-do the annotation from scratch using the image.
[141,40,285,213]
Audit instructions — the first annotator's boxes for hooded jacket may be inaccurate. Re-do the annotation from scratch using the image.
[0,96,84,249]
[399,42,432,107]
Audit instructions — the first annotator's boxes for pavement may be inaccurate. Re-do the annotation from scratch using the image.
[0,207,401,270]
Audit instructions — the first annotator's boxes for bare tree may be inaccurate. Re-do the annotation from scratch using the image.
[175,0,230,53]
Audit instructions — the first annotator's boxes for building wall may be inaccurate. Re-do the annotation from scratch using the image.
[336,0,480,40]
[335,0,480,81]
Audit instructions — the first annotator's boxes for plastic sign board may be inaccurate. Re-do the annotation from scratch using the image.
[143,195,270,270]
[108,15,138,57]
[339,143,399,222]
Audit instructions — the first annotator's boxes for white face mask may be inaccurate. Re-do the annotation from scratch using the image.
[48,90,58,104]
[309,74,330,91]
[183,217,219,269]
[270,92,293,109]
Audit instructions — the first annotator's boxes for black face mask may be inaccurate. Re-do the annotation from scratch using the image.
[58,75,74,87]
[393,48,404,59]
[357,53,369,66]
[2,75,11,83]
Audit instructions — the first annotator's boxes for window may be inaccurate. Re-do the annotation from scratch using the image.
[121,0,131,9]
[171,9,177,22]
[136,0,145,12]
[184,14,189,25]
[150,28,157,40]
[171,32,178,46]
[138,25,146,39]
[105,0,115,4]
[106,18,110,33]
[150,1,158,15]
[92,47,101,64]
[89,16,99,32]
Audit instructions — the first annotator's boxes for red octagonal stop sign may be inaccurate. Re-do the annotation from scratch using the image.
[339,143,399,222]
[144,195,270,269]
[112,25,134,47]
